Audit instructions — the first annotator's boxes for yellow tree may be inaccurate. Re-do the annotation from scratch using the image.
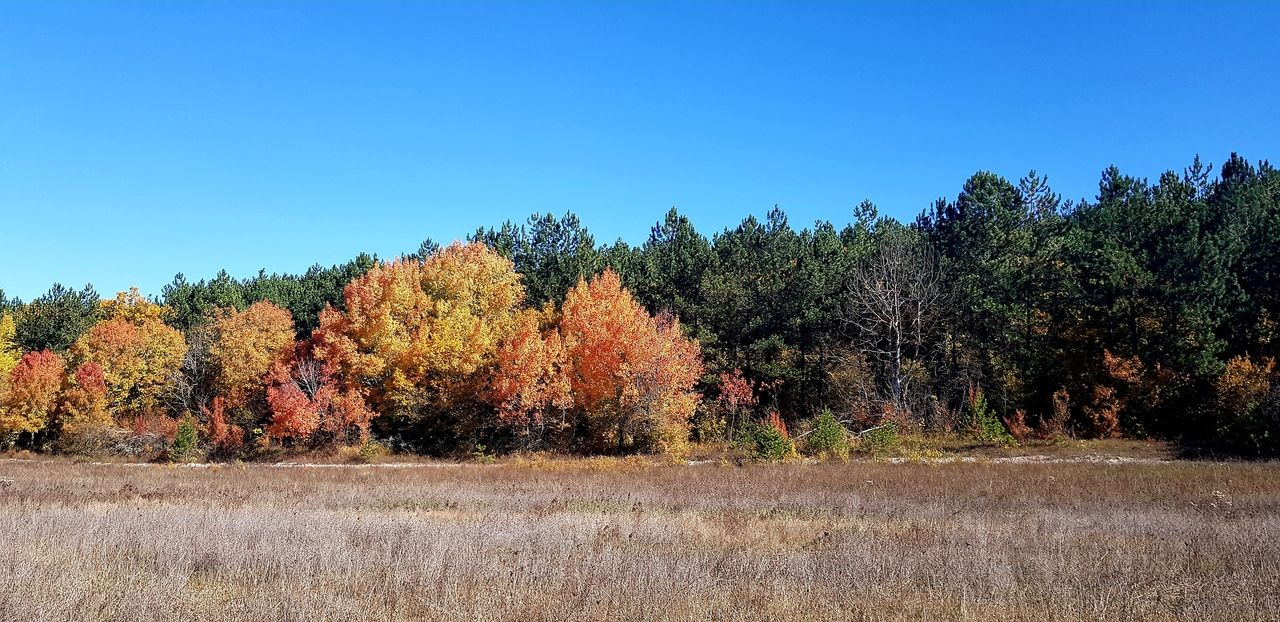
[208,301,296,413]
[559,269,703,454]
[314,242,525,418]
[0,313,20,378]
[70,290,187,421]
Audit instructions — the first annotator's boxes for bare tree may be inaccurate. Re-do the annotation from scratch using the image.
[842,228,944,419]
[163,322,216,418]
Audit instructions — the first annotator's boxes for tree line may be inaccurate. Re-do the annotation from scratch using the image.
[1,153,1277,457]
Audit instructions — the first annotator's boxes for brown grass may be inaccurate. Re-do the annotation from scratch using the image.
[0,457,1277,621]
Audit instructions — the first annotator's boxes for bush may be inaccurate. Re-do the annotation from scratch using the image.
[169,415,200,462]
[736,420,796,462]
[804,410,850,460]
[857,421,900,456]
[968,387,1015,446]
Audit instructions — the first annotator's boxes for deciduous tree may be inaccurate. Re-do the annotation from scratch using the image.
[70,292,187,420]
[559,269,703,454]
[0,350,64,438]
[208,301,296,413]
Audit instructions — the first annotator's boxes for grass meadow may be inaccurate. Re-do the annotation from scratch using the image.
[1,455,1277,621]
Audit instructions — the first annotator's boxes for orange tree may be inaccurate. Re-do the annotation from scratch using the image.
[0,350,65,441]
[207,301,296,428]
[69,290,187,422]
[312,242,526,450]
[558,269,703,454]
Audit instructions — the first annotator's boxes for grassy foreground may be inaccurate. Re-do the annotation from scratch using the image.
[0,456,1277,621]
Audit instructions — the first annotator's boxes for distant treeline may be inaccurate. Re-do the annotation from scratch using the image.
[1,153,1277,457]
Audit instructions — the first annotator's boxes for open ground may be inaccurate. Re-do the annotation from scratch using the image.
[1,454,1277,621]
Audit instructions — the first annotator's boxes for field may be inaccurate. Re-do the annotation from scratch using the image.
[1,455,1278,621]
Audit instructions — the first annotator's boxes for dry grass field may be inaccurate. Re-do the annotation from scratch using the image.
[1,456,1277,621]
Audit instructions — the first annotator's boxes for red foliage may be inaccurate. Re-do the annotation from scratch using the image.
[764,410,789,440]
[265,348,373,445]
[1,350,66,435]
[203,397,244,454]
[715,369,758,415]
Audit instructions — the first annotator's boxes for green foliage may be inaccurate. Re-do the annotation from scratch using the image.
[857,422,900,456]
[471,212,601,306]
[6,152,1280,457]
[170,415,200,462]
[357,440,390,463]
[804,410,850,460]
[161,254,377,335]
[470,443,496,464]
[969,389,1015,446]
[13,283,101,352]
[736,421,796,462]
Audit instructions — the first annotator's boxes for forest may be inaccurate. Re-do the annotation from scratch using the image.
[2,153,1278,458]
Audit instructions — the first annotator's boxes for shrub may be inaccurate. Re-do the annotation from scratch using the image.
[1003,409,1033,442]
[1210,356,1278,456]
[804,409,850,460]
[1040,388,1071,438]
[857,421,900,456]
[968,386,1015,446]
[170,414,199,462]
[358,439,390,462]
[736,418,796,462]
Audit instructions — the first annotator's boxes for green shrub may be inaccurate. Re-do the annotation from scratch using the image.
[857,421,900,456]
[470,443,496,464]
[170,415,199,462]
[736,421,796,461]
[968,388,1015,446]
[804,410,850,460]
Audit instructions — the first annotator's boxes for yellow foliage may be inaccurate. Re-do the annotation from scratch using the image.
[314,242,525,414]
[70,314,187,421]
[1215,355,1275,415]
[209,301,296,411]
[100,287,170,325]
[0,313,20,378]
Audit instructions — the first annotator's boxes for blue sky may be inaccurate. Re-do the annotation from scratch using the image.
[2,1,1277,300]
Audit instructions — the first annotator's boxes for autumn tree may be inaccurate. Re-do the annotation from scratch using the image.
[265,348,373,445]
[57,362,112,437]
[0,350,65,441]
[313,242,525,448]
[0,312,20,378]
[70,290,187,421]
[489,308,572,446]
[207,301,296,417]
[559,269,703,454]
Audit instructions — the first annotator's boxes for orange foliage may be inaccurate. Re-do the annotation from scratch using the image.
[559,270,703,453]
[1082,350,1184,439]
[0,350,65,436]
[58,362,112,434]
[490,309,572,424]
[209,301,296,411]
[763,410,789,439]
[313,242,524,416]
[70,299,187,420]
[265,352,373,445]
[203,397,244,455]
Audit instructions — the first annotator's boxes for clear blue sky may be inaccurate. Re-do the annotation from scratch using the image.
[2,1,1277,301]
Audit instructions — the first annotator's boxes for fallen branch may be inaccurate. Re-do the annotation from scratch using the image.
[793,418,889,440]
